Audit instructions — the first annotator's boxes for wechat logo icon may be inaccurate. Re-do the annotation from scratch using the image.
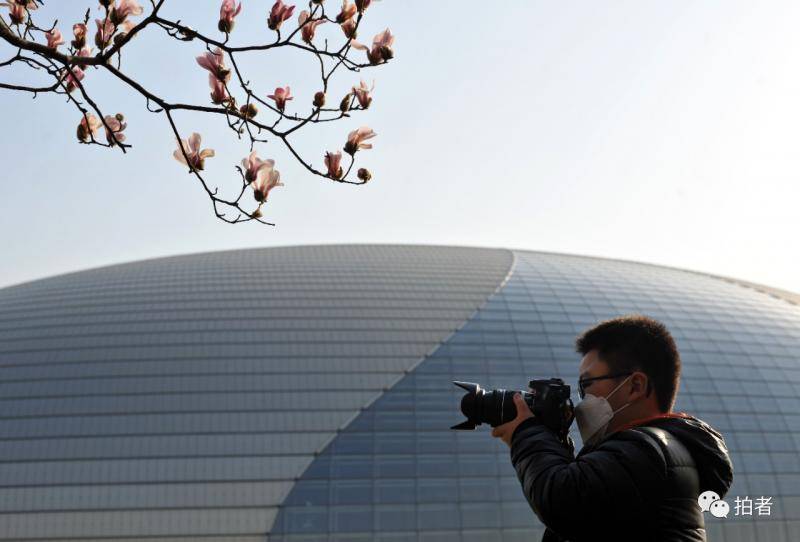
[698,490,729,518]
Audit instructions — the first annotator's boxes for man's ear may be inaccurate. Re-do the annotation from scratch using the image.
[630,371,649,399]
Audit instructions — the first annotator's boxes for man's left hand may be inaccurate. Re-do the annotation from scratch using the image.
[491,393,535,447]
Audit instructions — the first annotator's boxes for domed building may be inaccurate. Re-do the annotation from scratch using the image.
[0,244,797,542]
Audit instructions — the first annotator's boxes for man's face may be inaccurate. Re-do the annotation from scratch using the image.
[577,349,629,408]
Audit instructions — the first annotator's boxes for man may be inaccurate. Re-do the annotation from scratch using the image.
[491,314,734,542]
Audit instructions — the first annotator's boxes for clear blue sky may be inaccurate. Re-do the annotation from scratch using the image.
[2,0,798,293]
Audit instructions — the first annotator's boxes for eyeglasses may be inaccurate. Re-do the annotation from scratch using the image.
[577,372,633,399]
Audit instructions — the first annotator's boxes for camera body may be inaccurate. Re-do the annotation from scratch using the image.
[451,378,575,442]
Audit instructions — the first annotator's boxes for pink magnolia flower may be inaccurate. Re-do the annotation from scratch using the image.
[207,73,230,105]
[4,2,26,25]
[267,0,295,31]
[218,0,242,33]
[110,0,143,25]
[61,67,85,93]
[267,86,293,112]
[45,28,64,49]
[251,161,283,202]
[298,10,326,44]
[351,79,374,109]
[241,151,275,184]
[94,18,116,49]
[173,132,215,171]
[336,0,357,24]
[76,113,102,142]
[340,18,356,39]
[196,47,230,83]
[343,126,376,155]
[72,23,87,48]
[75,45,93,69]
[104,114,127,146]
[350,28,394,65]
[324,151,343,179]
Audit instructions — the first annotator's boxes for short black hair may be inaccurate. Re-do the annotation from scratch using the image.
[575,314,681,412]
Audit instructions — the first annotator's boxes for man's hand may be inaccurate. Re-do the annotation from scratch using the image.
[491,393,535,447]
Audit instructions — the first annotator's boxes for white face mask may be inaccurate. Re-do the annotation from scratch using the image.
[574,374,635,447]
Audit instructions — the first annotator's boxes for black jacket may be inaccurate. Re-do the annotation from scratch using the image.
[509,414,734,542]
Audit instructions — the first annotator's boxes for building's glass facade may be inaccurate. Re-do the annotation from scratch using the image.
[0,245,798,541]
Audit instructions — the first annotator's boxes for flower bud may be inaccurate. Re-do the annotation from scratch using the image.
[251,206,264,219]
[313,91,326,108]
[239,103,259,119]
[218,19,234,33]
[115,113,125,122]
[339,93,351,112]
[179,26,196,40]
[357,168,371,182]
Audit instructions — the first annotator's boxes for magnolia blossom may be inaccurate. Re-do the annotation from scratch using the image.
[298,10,325,44]
[218,0,242,33]
[267,86,293,112]
[173,132,215,171]
[110,0,143,25]
[104,114,127,145]
[241,151,275,184]
[45,28,64,49]
[61,67,85,93]
[352,79,374,109]
[351,28,394,65]
[76,113,102,142]
[267,0,295,31]
[340,18,356,39]
[3,2,24,24]
[94,18,116,49]
[336,0,357,24]
[343,126,376,155]
[72,23,87,48]
[251,162,283,202]
[2,0,35,25]
[208,73,230,105]
[75,45,93,69]
[324,151,343,179]
[196,47,230,83]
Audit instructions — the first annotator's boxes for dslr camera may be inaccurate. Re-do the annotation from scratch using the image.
[451,378,575,444]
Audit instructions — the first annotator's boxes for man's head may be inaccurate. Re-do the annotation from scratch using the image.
[575,315,681,429]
